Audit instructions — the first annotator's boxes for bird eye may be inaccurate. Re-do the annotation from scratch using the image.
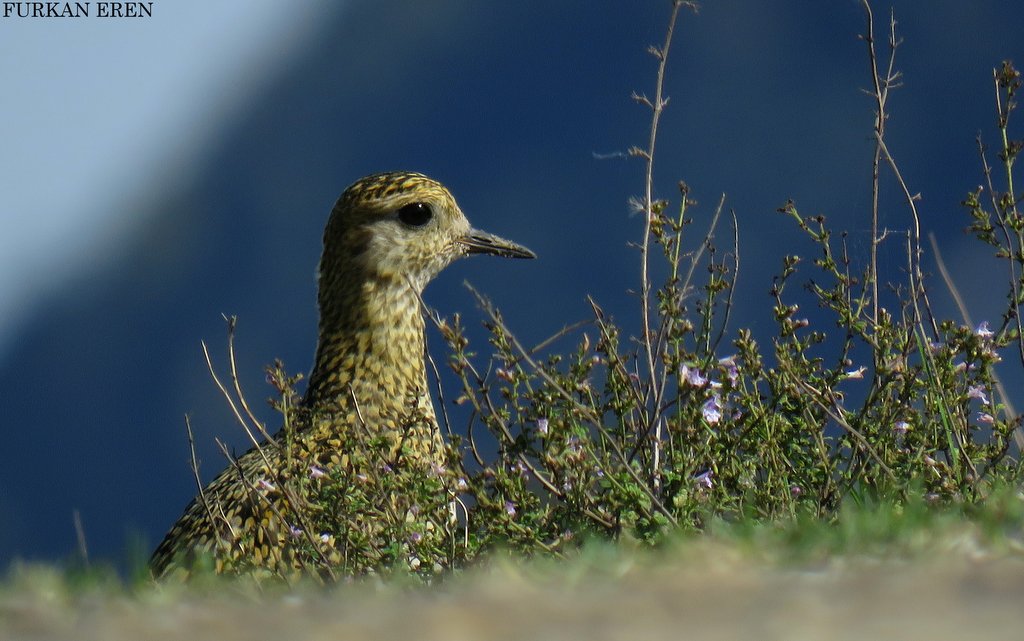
[397,202,433,227]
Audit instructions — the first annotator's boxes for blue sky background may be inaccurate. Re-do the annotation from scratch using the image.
[1,1,1022,568]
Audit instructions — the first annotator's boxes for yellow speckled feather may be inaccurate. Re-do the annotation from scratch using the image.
[150,172,534,579]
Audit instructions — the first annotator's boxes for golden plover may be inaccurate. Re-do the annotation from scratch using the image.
[150,171,534,578]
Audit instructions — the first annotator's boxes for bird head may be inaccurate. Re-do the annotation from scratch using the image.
[321,172,535,292]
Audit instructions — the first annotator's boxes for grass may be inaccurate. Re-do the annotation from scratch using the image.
[3,494,1024,640]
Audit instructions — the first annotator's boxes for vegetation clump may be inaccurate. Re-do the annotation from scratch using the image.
[186,1,1024,582]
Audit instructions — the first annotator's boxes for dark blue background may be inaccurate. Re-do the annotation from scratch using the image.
[2,1,1022,568]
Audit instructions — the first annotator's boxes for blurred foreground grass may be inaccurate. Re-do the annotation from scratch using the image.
[4,493,1023,641]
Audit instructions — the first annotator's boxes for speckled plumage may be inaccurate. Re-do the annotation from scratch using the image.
[150,172,534,579]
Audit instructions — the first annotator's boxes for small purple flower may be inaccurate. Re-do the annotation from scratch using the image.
[430,462,447,477]
[975,321,994,339]
[977,412,996,425]
[309,465,326,479]
[693,469,714,489]
[408,532,423,544]
[720,355,740,384]
[511,460,528,478]
[893,420,910,435]
[967,385,989,404]
[504,501,517,517]
[790,485,803,497]
[455,477,469,491]
[593,465,605,479]
[681,364,708,388]
[537,417,549,435]
[288,525,303,539]
[566,435,583,455]
[984,347,1004,363]
[702,395,722,425]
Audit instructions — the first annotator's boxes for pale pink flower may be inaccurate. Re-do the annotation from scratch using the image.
[975,321,994,339]
[843,366,867,380]
[967,385,989,404]
[702,395,722,425]
[681,364,708,388]
[511,460,528,478]
[693,470,714,489]
[719,355,740,384]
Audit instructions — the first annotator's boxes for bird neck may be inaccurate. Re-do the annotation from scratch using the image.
[303,269,433,429]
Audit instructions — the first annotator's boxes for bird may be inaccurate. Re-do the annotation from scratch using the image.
[150,171,535,580]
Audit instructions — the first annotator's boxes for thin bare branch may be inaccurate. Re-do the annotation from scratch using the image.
[202,339,276,472]
[863,0,884,329]
[638,0,690,432]
[222,315,276,445]
[72,510,89,567]
[184,414,227,548]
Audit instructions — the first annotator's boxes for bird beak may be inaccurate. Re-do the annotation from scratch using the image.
[458,229,536,259]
